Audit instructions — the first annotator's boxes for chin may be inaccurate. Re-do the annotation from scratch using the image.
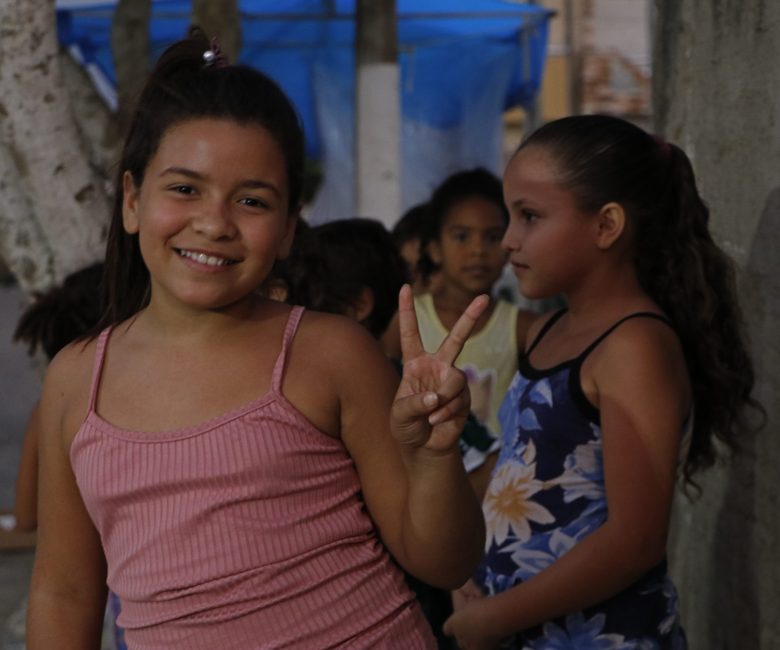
[517,282,554,302]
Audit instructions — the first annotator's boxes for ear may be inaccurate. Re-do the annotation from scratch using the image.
[276,208,300,261]
[353,287,375,324]
[122,171,141,235]
[594,202,626,250]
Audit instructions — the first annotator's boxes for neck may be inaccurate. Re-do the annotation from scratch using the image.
[562,260,651,326]
[134,292,272,343]
[432,283,492,312]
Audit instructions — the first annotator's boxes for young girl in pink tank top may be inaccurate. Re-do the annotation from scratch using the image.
[27,29,487,650]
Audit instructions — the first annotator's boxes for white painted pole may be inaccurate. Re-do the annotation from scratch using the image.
[355,1,401,229]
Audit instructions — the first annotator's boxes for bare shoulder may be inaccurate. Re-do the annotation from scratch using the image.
[283,310,399,436]
[594,315,685,369]
[40,337,98,447]
[295,310,388,359]
[589,315,691,411]
[294,310,396,385]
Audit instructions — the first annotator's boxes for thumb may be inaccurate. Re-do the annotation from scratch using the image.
[442,614,453,636]
[391,391,439,445]
[392,391,439,424]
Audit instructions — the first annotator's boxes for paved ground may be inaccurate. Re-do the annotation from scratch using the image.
[0,550,33,649]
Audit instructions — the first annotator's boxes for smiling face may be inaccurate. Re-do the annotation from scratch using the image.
[429,196,508,299]
[501,146,599,300]
[122,118,297,314]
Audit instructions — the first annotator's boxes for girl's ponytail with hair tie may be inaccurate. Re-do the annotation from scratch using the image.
[202,36,229,68]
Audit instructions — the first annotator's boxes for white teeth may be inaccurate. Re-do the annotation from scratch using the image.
[178,249,232,266]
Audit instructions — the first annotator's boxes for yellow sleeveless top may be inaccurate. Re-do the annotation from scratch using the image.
[414,293,519,437]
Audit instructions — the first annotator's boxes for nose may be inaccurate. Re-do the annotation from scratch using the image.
[501,221,521,252]
[469,235,487,257]
[192,201,237,240]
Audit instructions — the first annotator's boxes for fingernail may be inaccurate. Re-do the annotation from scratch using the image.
[423,392,438,408]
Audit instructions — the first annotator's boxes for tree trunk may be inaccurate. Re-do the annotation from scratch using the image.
[111,0,152,136]
[0,144,55,293]
[193,0,242,63]
[60,52,122,188]
[0,0,109,291]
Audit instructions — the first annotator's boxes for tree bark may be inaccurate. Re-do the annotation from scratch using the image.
[60,52,122,188]
[0,0,109,290]
[0,143,55,293]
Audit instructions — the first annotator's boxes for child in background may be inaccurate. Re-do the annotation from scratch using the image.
[279,218,407,339]
[8,262,103,535]
[391,202,440,295]
[8,263,126,649]
[384,169,535,446]
[280,218,502,499]
[443,115,763,649]
[27,30,487,649]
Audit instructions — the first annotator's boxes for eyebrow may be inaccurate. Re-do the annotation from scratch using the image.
[509,198,531,211]
[159,167,282,197]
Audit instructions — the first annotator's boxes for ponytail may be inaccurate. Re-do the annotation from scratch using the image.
[635,145,764,486]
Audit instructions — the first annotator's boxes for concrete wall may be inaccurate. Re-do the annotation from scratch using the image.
[654,2,780,648]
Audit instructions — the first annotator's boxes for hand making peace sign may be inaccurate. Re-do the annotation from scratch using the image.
[391,284,489,451]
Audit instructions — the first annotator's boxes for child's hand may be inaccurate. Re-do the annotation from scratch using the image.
[443,598,502,650]
[451,578,486,611]
[391,284,488,451]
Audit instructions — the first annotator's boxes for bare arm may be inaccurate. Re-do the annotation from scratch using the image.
[444,319,690,648]
[13,401,41,531]
[340,285,488,589]
[27,348,107,649]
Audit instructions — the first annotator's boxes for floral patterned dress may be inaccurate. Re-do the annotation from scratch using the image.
[474,310,688,650]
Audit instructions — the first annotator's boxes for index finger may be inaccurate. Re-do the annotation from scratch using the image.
[435,294,489,365]
[397,284,426,362]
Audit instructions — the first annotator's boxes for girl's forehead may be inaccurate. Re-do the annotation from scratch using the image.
[505,145,560,183]
[158,118,277,151]
[503,146,574,209]
[443,195,505,226]
[151,119,288,176]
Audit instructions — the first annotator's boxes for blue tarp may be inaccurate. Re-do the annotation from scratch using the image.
[57,0,552,158]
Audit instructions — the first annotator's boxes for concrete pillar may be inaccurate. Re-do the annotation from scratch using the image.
[654,2,780,647]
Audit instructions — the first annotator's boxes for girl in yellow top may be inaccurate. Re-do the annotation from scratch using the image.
[385,169,535,444]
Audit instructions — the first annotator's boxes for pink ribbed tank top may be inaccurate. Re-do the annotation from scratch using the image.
[70,307,435,649]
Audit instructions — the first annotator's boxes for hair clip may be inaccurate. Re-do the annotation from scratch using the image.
[203,37,229,68]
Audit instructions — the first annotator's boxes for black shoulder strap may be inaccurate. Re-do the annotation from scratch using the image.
[525,308,567,355]
[578,312,673,362]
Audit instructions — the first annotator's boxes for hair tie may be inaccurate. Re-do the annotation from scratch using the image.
[202,37,229,68]
[653,134,672,160]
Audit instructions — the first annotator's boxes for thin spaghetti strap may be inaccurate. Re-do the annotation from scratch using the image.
[87,328,113,413]
[577,312,673,362]
[271,306,305,392]
[525,308,568,355]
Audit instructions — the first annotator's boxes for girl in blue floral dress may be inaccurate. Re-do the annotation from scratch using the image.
[442,115,763,649]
